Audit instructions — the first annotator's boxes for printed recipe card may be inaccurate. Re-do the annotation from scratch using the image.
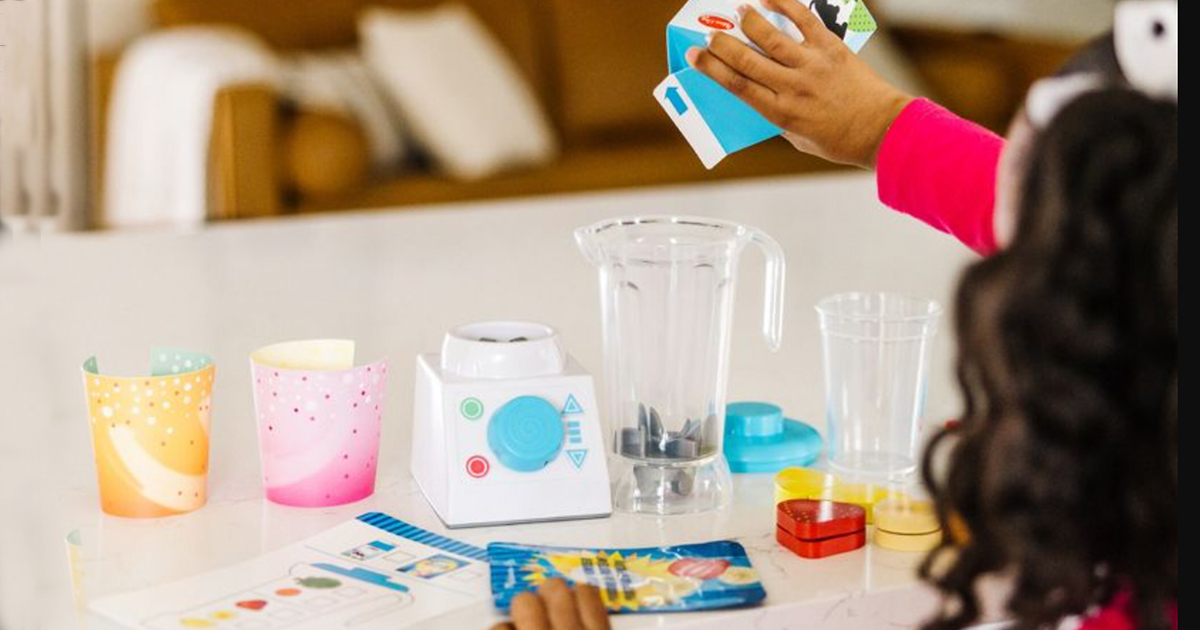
[90,513,489,629]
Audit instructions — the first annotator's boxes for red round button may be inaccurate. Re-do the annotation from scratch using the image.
[466,455,490,479]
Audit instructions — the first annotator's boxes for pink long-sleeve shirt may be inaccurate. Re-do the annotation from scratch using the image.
[876,98,1003,256]
[874,98,1178,630]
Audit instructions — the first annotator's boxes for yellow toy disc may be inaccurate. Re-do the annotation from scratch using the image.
[873,528,943,553]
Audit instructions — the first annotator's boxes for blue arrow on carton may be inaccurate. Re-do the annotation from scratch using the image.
[665,86,689,115]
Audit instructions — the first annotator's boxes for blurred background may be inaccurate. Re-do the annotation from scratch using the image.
[1,0,1114,233]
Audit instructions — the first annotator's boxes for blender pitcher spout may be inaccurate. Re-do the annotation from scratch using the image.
[574,226,604,267]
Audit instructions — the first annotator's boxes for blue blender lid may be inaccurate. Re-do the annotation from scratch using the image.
[723,402,823,473]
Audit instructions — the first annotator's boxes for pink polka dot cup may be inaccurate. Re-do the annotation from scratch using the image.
[250,340,387,507]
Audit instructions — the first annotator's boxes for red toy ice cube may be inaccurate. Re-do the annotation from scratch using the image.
[776,499,867,559]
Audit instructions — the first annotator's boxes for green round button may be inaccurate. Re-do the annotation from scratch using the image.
[460,398,485,420]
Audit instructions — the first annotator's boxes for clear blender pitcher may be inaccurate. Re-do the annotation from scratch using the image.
[576,216,785,515]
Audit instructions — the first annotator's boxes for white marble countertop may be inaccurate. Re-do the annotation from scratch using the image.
[0,173,996,629]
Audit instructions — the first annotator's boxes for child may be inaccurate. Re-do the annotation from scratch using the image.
[490,2,1177,629]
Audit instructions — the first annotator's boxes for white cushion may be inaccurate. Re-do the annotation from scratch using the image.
[359,4,558,181]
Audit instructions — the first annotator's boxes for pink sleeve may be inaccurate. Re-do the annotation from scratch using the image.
[875,98,1004,257]
[1076,591,1177,630]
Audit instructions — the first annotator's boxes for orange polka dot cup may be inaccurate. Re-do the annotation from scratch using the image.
[250,340,387,507]
[82,350,215,518]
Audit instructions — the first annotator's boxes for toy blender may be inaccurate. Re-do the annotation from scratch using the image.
[576,216,785,514]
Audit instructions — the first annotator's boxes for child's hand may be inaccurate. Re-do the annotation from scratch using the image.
[686,0,913,169]
[489,579,611,630]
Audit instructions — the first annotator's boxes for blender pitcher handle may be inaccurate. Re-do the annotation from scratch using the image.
[749,228,785,352]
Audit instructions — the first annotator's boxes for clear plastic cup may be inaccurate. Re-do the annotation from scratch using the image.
[816,293,942,481]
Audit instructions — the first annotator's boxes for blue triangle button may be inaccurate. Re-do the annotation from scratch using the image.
[566,449,588,469]
[562,395,584,415]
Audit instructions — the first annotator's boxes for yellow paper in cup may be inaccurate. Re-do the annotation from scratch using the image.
[775,467,905,523]
[82,350,215,518]
[249,339,355,371]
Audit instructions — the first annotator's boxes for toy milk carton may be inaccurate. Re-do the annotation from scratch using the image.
[654,0,878,168]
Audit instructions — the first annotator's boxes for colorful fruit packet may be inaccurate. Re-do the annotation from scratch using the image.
[488,540,766,613]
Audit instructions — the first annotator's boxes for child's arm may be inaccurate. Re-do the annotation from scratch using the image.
[687,0,1003,256]
[876,99,1003,256]
[1075,590,1178,630]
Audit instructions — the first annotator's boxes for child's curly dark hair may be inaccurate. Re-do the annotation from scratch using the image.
[918,44,1178,630]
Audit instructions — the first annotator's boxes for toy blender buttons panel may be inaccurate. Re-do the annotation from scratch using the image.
[453,386,601,481]
[488,541,765,613]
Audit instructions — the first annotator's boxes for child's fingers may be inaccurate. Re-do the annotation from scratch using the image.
[687,47,780,118]
[705,32,791,90]
[739,5,808,67]
[537,579,585,630]
[761,0,836,47]
[510,592,550,630]
[573,584,612,630]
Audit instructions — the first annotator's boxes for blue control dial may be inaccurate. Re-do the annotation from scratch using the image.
[487,396,564,472]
